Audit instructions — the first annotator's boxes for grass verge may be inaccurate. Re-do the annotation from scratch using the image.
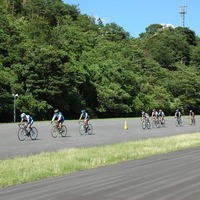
[1,133,200,188]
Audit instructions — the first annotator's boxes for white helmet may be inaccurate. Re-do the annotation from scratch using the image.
[21,113,26,118]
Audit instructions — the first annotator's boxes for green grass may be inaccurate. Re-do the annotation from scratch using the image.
[1,133,200,188]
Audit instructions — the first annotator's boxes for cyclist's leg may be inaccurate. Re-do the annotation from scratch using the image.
[161,117,164,124]
[27,120,33,132]
[56,121,59,128]
[27,123,31,130]
[192,117,195,125]
[189,116,191,125]
[83,119,86,130]
[59,119,64,131]
[178,117,181,124]
[59,120,62,129]
[86,118,89,126]
[86,116,91,127]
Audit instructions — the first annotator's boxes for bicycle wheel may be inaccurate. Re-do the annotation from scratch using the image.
[147,121,151,129]
[142,121,146,129]
[18,128,27,141]
[30,127,38,140]
[152,120,156,128]
[79,124,85,135]
[87,124,93,135]
[179,119,182,126]
[156,120,160,128]
[161,119,165,127]
[61,125,67,137]
[175,119,179,127]
[51,126,59,138]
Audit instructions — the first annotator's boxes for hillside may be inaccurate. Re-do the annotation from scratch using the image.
[0,0,200,122]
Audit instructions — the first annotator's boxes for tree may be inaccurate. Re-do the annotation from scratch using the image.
[142,27,190,68]
[175,26,196,46]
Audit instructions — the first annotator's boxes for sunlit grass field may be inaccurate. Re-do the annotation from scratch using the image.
[1,133,200,188]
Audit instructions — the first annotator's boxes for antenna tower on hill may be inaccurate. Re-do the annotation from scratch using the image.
[179,5,187,27]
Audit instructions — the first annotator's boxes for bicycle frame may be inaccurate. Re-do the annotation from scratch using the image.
[51,122,67,138]
[78,121,93,135]
[142,118,150,129]
[175,117,182,127]
[151,117,160,128]
[17,123,38,141]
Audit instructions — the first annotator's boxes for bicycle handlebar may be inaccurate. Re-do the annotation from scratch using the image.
[18,123,27,128]
[78,121,85,125]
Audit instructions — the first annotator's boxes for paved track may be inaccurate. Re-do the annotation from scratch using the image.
[0,116,199,159]
[0,116,200,199]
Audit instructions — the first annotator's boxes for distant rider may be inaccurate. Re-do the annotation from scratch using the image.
[51,109,64,132]
[158,109,165,123]
[141,111,150,123]
[151,109,158,122]
[188,110,195,125]
[19,113,34,134]
[174,109,181,119]
[79,110,90,130]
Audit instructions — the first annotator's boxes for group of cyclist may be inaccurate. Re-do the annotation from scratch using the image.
[19,109,90,133]
[141,109,196,126]
[141,109,165,124]
[174,109,195,123]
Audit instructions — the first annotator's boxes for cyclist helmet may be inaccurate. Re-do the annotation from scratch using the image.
[176,109,179,112]
[54,109,59,113]
[81,110,85,114]
[142,111,145,115]
[190,110,192,113]
[21,113,26,118]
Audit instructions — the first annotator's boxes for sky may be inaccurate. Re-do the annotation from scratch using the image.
[63,0,200,38]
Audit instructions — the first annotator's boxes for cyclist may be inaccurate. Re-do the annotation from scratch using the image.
[141,111,150,123]
[151,109,158,121]
[51,109,64,132]
[174,109,181,119]
[79,110,90,130]
[19,113,33,134]
[188,110,195,125]
[158,109,165,123]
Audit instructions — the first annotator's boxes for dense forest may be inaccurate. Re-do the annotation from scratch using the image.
[1,0,200,122]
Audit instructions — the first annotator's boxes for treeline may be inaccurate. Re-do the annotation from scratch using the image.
[1,0,200,122]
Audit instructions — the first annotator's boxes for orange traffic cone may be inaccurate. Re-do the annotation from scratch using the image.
[124,120,128,130]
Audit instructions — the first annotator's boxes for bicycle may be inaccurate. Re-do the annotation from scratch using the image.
[78,121,93,135]
[142,118,150,129]
[51,121,67,138]
[18,123,38,141]
[151,117,160,128]
[159,117,165,127]
[175,117,182,127]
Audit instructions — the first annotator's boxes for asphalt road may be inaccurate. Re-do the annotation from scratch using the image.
[0,116,200,200]
[0,116,199,159]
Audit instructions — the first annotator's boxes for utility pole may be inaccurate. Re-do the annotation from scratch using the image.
[12,93,19,123]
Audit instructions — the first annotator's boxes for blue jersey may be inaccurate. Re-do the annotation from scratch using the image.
[52,112,64,121]
[22,115,33,125]
[81,112,90,120]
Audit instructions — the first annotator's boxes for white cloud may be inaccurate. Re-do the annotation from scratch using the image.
[161,23,175,28]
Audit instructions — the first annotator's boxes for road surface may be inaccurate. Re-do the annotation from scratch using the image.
[0,116,200,200]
